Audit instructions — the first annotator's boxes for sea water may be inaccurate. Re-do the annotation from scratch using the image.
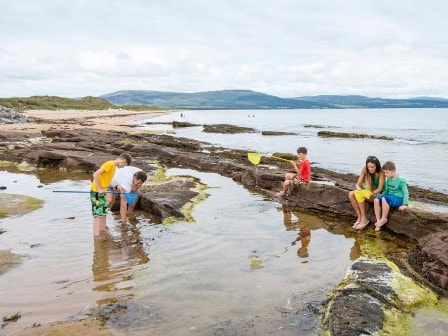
[140,108,448,193]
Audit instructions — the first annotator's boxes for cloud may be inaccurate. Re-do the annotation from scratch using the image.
[1,0,448,98]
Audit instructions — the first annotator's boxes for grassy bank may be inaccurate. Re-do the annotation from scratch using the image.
[0,96,161,111]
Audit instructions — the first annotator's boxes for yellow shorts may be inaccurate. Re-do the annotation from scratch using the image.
[354,189,372,203]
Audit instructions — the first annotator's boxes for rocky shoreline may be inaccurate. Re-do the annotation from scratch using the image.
[1,124,448,335]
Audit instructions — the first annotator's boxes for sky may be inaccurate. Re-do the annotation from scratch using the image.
[1,0,448,98]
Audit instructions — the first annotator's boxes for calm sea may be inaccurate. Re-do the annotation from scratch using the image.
[139,108,448,193]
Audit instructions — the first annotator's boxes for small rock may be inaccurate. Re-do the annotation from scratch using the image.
[3,311,21,322]
[37,185,44,188]
[66,216,76,220]
[0,186,6,190]
[30,243,44,248]
[32,322,41,328]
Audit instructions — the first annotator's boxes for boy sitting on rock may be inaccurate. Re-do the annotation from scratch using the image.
[374,161,409,231]
[276,147,310,198]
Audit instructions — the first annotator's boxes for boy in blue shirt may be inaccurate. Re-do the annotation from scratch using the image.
[374,161,409,231]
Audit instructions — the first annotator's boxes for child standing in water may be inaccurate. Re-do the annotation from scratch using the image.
[374,161,409,231]
[91,153,132,237]
[276,147,310,198]
[349,156,385,230]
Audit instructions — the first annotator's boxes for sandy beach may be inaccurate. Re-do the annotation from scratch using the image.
[0,108,173,134]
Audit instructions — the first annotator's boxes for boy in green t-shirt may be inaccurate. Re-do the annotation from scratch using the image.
[374,161,409,231]
[91,153,132,237]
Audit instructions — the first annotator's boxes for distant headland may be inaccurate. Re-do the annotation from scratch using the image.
[1,90,448,110]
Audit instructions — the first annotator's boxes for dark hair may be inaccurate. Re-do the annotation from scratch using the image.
[133,170,147,182]
[297,147,307,154]
[382,161,396,171]
[366,156,381,173]
[119,153,132,165]
[364,156,381,190]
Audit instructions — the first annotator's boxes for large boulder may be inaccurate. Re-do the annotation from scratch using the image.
[324,258,436,336]
[0,105,27,124]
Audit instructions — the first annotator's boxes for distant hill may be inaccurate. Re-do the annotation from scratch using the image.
[101,90,448,109]
[101,90,331,109]
[295,95,448,108]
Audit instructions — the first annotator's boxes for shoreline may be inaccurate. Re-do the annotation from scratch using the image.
[0,108,174,134]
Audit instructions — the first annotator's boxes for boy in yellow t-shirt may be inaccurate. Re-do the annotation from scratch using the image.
[91,153,132,236]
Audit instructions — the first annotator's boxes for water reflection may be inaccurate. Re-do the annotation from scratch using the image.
[92,215,149,303]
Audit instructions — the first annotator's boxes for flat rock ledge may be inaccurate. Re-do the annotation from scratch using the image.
[0,105,27,125]
[202,123,256,133]
[0,193,44,218]
[318,130,393,141]
[323,258,436,336]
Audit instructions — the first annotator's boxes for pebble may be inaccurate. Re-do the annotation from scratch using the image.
[0,186,6,190]
[37,185,44,188]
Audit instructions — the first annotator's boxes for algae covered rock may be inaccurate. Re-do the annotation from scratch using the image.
[202,124,256,134]
[0,193,44,218]
[317,131,393,140]
[324,258,436,336]
[261,130,297,136]
[0,250,22,274]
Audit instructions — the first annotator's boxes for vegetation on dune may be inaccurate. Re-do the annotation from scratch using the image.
[0,96,161,111]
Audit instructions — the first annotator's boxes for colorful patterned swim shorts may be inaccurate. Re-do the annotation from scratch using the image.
[291,175,306,186]
[90,191,108,217]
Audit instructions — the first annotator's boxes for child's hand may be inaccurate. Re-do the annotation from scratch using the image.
[399,205,407,211]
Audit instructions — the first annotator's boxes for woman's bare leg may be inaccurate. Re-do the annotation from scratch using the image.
[349,191,361,226]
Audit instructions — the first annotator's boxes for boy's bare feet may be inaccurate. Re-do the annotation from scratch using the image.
[375,219,388,231]
[356,221,369,230]
[276,191,285,198]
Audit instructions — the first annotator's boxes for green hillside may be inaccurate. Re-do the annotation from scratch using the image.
[101,90,448,109]
[0,96,161,111]
[101,90,331,109]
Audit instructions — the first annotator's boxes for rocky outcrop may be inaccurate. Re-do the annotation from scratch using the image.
[172,121,199,128]
[324,258,436,336]
[202,124,256,133]
[409,232,448,291]
[0,105,27,124]
[138,179,201,223]
[318,131,394,141]
[261,130,297,136]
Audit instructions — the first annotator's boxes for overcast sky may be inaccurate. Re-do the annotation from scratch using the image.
[1,0,448,98]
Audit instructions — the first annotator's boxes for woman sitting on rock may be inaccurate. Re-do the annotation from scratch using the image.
[349,156,385,229]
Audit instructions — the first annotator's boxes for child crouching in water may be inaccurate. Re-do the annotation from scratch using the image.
[276,147,310,198]
[374,161,409,231]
